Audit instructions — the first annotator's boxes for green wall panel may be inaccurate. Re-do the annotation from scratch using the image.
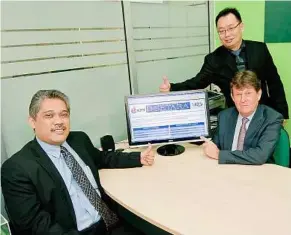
[265,1,291,43]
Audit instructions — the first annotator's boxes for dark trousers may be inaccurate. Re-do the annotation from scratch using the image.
[80,219,144,235]
[80,219,107,235]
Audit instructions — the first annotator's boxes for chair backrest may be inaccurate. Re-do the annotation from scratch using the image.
[274,127,290,167]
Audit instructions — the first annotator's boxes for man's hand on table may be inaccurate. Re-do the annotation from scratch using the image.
[200,136,219,160]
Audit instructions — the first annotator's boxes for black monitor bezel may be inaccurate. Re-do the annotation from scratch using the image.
[125,90,211,147]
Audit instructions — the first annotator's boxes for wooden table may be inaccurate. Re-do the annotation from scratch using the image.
[99,143,291,235]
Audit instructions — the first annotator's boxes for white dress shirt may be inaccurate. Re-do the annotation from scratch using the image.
[231,110,256,151]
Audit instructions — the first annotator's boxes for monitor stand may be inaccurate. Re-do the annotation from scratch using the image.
[189,141,204,146]
[156,144,185,156]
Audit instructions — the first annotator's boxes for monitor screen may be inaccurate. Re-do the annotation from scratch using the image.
[125,90,210,149]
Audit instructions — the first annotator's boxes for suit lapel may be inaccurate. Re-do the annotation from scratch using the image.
[245,40,255,70]
[31,139,66,189]
[220,46,237,75]
[66,134,102,189]
[244,106,264,146]
[30,139,77,226]
[225,109,238,150]
[226,52,237,73]
[66,135,96,172]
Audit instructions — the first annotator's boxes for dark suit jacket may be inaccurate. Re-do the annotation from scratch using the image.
[213,105,283,165]
[1,131,142,235]
[170,40,289,119]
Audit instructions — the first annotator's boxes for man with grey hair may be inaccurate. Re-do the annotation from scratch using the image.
[1,89,155,235]
[201,70,283,165]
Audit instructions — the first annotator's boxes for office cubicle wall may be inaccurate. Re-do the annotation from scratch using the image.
[1,1,211,157]
[1,138,8,218]
[125,1,210,94]
[1,1,131,156]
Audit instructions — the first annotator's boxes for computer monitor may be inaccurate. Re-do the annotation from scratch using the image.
[125,90,210,156]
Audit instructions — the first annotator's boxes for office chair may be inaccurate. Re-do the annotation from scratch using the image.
[273,127,290,167]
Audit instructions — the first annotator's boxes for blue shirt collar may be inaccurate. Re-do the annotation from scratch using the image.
[36,137,66,158]
[238,107,257,123]
[229,40,245,56]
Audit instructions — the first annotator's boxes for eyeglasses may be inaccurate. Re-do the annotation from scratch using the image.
[218,22,242,36]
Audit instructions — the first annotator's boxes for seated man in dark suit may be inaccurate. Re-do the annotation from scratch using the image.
[1,89,155,235]
[201,70,283,165]
[159,7,288,121]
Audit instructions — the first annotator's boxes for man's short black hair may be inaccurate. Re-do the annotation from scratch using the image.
[215,8,242,26]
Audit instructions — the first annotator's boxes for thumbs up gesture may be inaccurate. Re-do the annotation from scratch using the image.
[159,75,171,93]
[140,144,155,166]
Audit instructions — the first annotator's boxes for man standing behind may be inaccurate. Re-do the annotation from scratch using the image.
[201,71,283,165]
[1,90,154,235]
[159,8,289,120]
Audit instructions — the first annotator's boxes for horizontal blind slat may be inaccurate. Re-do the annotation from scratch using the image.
[2,54,127,78]
[2,42,126,62]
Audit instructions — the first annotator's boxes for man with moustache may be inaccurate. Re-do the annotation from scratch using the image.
[159,8,289,121]
[1,89,155,235]
[201,70,283,165]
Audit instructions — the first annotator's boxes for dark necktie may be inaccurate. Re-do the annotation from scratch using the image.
[237,117,249,151]
[60,146,119,230]
[235,54,246,71]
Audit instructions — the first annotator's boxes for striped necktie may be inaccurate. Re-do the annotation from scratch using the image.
[235,54,246,71]
[60,146,119,230]
[237,117,249,151]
